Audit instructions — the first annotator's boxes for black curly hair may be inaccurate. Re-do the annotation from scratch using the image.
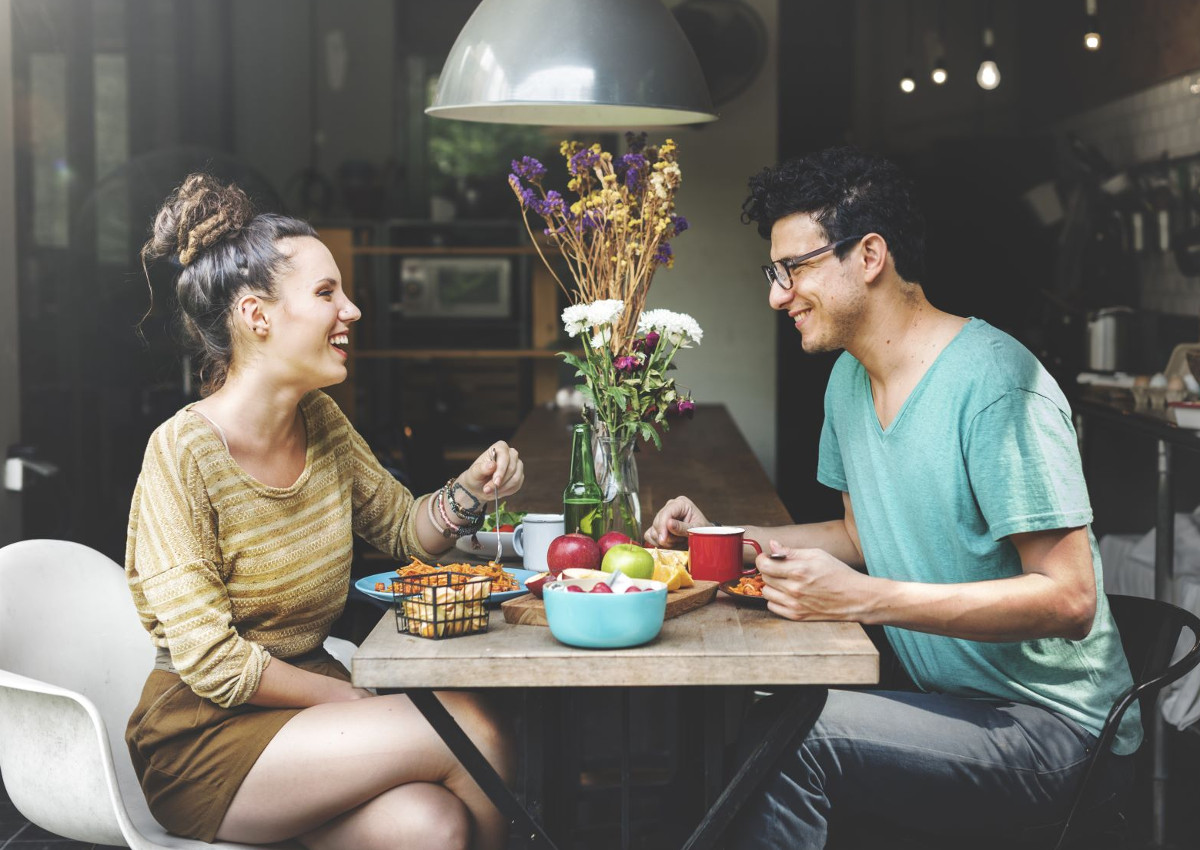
[741,146,926,283]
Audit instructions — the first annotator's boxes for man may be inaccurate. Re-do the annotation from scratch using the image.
[645,147,1138,847]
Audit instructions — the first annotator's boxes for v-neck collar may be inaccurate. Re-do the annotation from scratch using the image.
[186,395,316,495]
[865,318,976,437]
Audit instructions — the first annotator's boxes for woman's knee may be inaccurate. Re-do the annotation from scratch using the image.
[352,783,471,850]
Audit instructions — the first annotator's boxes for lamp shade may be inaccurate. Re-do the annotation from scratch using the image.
[426,0,718,126]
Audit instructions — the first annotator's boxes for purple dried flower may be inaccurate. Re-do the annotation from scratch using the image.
[678,398,696,418]
[519,186,539,210]
[619,153,648,191]
[568,147,601,176]
[671,214,689,236]
[643,331,660,352]
[614,355,640,373]
[541,190,564,214]
[511,156,546,181]
[652,241,673,264]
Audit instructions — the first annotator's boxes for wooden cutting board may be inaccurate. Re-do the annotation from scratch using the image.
[500,580,718,626]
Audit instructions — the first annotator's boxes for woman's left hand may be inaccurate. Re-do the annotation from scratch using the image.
[457,441,524,501]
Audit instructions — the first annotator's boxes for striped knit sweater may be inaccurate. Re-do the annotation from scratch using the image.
[125,390,436,708]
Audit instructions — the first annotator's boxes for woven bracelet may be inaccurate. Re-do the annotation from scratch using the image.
[443,478,484,523]
[436,488,483,538]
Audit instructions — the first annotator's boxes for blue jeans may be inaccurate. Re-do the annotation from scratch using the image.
[731,689,1134,849]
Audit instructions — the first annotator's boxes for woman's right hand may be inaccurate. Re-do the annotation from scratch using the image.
[643,496,709,549]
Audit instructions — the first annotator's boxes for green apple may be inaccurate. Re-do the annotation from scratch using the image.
[601,543,655,580]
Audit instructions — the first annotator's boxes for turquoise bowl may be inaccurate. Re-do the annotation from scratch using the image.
[542,578,668,649]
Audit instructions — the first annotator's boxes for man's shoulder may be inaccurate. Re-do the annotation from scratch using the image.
[952,321,1070,418]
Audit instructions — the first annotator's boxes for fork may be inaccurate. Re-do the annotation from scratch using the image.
[490,447,502,564]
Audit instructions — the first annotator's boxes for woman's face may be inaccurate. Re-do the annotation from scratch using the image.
[258,235,361,391]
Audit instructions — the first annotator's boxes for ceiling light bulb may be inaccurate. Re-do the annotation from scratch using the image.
[1084,0,1101,51]
[976,28,1000,90]
[931,60,948,85]
[900,72,916,94]
[977,60,1000,90]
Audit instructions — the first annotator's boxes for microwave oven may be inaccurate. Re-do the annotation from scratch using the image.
[397,257,512,319]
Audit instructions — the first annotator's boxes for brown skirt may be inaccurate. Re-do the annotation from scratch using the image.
[125,649,351,842]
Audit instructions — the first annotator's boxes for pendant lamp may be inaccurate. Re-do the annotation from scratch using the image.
[426,0,718,126]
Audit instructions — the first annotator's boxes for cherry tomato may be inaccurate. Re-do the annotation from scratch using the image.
[498,524,516,532]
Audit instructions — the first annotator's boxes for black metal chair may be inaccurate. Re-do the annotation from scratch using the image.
[827,593,1200,850]
[1044,593,1200,850]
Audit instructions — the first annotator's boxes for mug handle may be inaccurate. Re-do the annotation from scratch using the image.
[741,539,762,575]
[512,524,525,557]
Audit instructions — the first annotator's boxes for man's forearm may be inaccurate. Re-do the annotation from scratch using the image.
[742,519,865,568]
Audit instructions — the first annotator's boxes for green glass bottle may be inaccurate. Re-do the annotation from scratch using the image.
[563,422,603,539]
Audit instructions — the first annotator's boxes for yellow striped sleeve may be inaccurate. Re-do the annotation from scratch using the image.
[125,420,268,708]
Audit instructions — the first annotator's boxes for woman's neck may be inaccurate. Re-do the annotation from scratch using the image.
[193,375,307,454]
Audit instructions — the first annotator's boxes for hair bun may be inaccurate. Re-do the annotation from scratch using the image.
[143,173,253,268]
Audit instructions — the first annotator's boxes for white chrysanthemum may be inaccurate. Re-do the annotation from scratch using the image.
[637,309,704,348]
[586,299,625,327]
[561,303,591,337]
[588,327,612,350]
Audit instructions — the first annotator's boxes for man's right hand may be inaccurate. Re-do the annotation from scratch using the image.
[643,496,710,549]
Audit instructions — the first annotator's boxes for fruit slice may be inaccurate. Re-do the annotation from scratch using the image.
[652,561,684,591]
[561,568,608,580]
[650,548,693,588]
[524,571,551,599]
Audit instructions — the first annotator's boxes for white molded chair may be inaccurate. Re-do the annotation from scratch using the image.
[0,539,357,849]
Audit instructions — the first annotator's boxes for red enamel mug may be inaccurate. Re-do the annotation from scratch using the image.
[687,526,761,583]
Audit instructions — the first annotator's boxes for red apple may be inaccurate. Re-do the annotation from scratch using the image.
[597,530,636,557]
[545,532,602,575]
[524,571,551,599]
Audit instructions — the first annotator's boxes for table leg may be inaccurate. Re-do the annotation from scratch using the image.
[620,687,631,850]
[406,689,561,850]
[681,687,828,850]
[1153,439,1174,846]
[703,687,725,811]
[521,689,547,848]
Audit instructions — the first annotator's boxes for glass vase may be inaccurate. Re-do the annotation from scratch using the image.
[592,432,642,541]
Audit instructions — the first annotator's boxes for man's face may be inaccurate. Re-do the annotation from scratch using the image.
[767,213,866,354]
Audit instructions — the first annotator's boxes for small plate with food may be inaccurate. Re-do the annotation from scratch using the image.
[718,574,768,608]
[453,502,527,560]
[356,561,537,607]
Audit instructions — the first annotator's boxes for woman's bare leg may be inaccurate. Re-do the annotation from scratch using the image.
[299,782,469,850]
[216,691,513,850]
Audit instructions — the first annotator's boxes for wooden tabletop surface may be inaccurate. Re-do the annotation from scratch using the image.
[352,595,879,689]
[507,404,793,528]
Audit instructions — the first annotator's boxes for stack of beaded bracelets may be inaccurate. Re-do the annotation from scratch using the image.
[426,478,486,539]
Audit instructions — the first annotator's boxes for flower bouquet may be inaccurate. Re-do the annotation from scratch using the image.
[509,134,703,538]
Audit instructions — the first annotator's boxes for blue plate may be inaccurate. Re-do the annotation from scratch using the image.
[354,568,537,607]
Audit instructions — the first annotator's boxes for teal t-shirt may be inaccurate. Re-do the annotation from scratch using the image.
[817,318,1141,754]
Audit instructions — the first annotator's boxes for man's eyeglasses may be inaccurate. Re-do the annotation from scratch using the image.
[761,235,865,290]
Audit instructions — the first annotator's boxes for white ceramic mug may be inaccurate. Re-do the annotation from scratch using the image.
[513,513,566,573]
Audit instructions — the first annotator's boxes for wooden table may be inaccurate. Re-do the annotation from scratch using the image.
[352,404,868,848]
[507,404,793,527]
[353,597,878,849]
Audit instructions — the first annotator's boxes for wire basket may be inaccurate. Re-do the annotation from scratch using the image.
[388,571,492,639]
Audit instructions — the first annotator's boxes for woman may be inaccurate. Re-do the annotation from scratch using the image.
[125,174,522,850]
